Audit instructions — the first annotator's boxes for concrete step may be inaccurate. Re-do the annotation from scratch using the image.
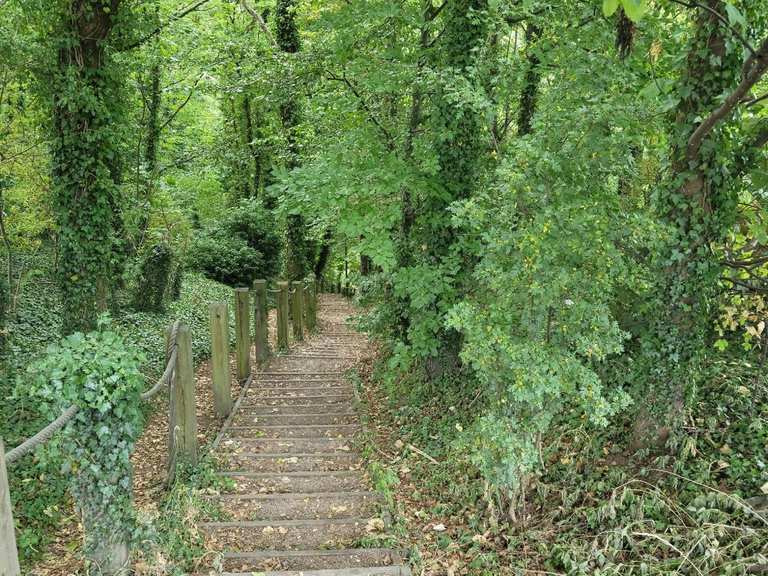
[216,568,410,576]
[201,518,376,550]
[232,412,358,426]
[256,372,346,377]
[220,452,360,473]
[209,491,379,521]
[241,405,357,416]
[219,549,407,574]
[242,395,353,407]
[219,471,367,494]
[249,386,354,397]
[218,437,356,454]
[226,424,361,439]
[255,376,348,383]
[248,381,354,396]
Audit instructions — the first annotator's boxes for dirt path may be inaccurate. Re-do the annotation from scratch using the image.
[197,294,411,576]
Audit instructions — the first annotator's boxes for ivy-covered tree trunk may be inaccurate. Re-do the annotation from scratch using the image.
[517,22,541,137]
[412,0,489,379]
[637,1,745,445]
[51,0,124,334]
[276,0,311,280]
[241,94,262,196]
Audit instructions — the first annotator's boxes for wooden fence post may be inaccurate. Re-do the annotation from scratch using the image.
[234,288,251,381]
[168,324,198,483]
[252,279,269,364]
[0,439,21,576]
[292,281,304,341]
[166,324,178,485]
[277,281,290,350]
[304,283,315,332]
[210,302,232,418]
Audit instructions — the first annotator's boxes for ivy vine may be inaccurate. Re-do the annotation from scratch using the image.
[28,316,146,574]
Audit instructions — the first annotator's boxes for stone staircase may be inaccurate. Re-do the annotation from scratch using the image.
[198,294,410,576]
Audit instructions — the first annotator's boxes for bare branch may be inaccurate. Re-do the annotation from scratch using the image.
[745,92,768,108]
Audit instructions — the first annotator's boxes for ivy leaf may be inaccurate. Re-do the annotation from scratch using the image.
[602,0,620,17]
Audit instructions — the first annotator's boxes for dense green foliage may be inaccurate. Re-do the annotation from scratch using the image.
[1,0,767,573]
[0,261,232,566]
[132,241,175,312]
[188,198,281,286]
[28,320,145,572]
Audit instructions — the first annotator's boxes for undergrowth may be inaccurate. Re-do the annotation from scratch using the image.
[364,347,768,575]
[134,459,231,575]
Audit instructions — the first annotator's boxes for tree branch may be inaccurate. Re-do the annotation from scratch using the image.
[239,0,277,48]
[123,0,213,51]
[669,0,756,57]
[157,73,204,134]
[687,36,768,161]
[751,120,768,150]
[326,70,395,149]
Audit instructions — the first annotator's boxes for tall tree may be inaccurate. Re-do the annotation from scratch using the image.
[51,0,125,334]
[638,1,768,443]
[409,0,491,378]
[276,0,311,280]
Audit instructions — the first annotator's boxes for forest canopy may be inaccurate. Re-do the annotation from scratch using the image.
[1,0,767,574]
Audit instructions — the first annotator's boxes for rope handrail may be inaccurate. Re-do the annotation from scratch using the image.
[4,320,182,465]
[5,405,80,464]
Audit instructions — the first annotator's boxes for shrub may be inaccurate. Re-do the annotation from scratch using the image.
[27,317,146,573]
[132,242,174,312]
[220,198,281,278]
[188,232,264,287]
[187,199,280,286]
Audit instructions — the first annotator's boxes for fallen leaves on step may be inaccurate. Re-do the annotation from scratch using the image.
[366,517,385,532]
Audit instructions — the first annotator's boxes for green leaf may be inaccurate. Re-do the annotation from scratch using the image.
[620,0,648,22]
[714,339,729,352]
[602,0,620,17]
[724,3,746,29]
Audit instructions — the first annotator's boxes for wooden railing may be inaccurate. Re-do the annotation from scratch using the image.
[0,276,322,575]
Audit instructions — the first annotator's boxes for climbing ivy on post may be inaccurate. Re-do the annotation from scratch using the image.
[28,318,145,575]
[50,0,125,334]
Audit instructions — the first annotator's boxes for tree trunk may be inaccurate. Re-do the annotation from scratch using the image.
[517,23,541,137]
[51,0,124,334]
[634,0,744,447]
[276,0,310,280]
